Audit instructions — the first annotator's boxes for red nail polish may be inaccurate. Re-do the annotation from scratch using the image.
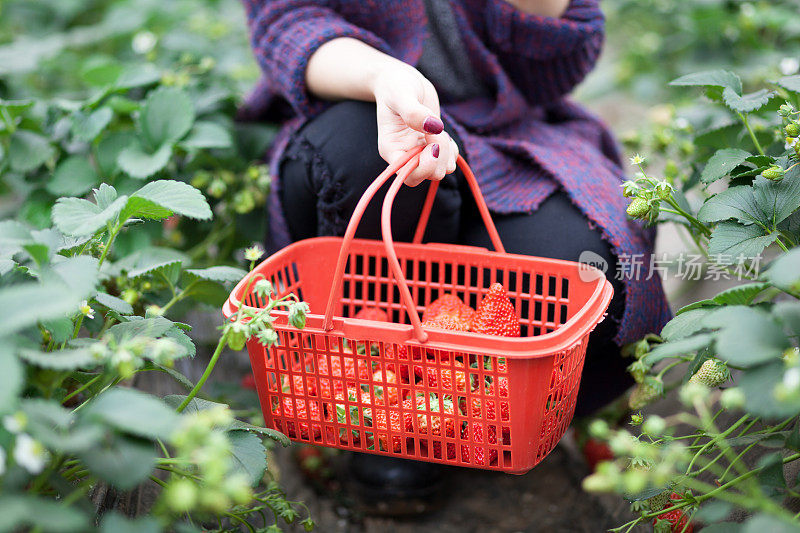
[423,116,444,134]
[431,143,440,158]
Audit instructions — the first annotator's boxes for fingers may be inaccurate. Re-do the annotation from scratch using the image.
[394,95,444,135]
[402,133,459,187]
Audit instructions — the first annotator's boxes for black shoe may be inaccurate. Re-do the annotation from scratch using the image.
[347,453,446,516]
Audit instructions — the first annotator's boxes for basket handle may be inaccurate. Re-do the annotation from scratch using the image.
[322,145,505,343]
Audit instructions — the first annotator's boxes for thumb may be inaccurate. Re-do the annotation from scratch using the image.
[395,97,444,135]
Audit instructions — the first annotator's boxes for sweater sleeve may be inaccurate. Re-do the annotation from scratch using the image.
[482,0,605,105]
[242,0,393,117]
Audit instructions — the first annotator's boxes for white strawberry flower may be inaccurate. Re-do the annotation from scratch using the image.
[79,300,95,320]
[132,31,157,55]
[13,434,47,474]
[629,154,646,166]
[3,412,26,433]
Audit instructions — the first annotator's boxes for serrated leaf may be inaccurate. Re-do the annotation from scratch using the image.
[51,195,127,236]
[94,183,118,209]
[164,327,195,358]
[71,106,113,142]
[46,156,99,196]
[763,248,800,292]
[0,495,90,533]
[94,292,133,315]
[115,63,161,89]
[698,186,766,225]
[228,419,289,445]
[112,246,187,280]
[753,166,800,227]
[83,388,179,440]
[47,255,99,298]
[643,334,714,365]
[0,344,23,413]
[78,434,156,490]
[702,306,790,367]
[723,87,774,114]
[143,361,195,391]
[775,75,800,93]
[700,148,752,184]
[9,130,54,173]
[117,142,172,179]
[18,347,98,370]
[139,86,195,149]
[42,317,73,343]
[185,266,247,284]
[123,179,212,221]
[670,70,742,92]
[180,121,233,149]
[106,316,176,343]
[661,308,711,340]
[227,430,268,485]
[710,282,770,306]
[0,220,33,254]
[95,130,136,177]
[707,222,778,263]
[0,281,82,337]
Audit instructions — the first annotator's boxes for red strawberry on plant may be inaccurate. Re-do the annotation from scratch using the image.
[470,283,521,337]
[240,374,257,390]
[354,306,389,322]
[581,438,613,471]
[652,493,693,533]
[423,294,474,330]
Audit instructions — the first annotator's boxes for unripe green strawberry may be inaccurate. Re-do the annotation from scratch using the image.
[779,104,794,117]
[626,198,650,219]
[629,378,663,410]
[762,165,785,180]
[647,491,670,512]
[786,123,800,137]
[688,359,729,388]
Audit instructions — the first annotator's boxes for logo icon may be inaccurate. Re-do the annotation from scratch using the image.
[578,251,608,282]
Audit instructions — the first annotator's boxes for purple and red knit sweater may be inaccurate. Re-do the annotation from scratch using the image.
[239,0,671,345]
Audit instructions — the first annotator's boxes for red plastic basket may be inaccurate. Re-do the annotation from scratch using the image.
[224,146,613,474]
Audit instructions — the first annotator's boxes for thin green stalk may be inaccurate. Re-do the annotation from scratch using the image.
[739,113,766,156]
[176,334,227,412]
[97,223,121,268]
[62,374,102,403]
[665,198,712,237]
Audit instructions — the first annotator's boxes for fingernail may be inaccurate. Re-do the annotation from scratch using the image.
[423,116,444,134]
[431,143,440,158]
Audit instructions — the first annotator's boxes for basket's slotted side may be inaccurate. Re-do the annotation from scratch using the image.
[236,239,602,473]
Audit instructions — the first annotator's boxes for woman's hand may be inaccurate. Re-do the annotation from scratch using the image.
[370,64,458,186]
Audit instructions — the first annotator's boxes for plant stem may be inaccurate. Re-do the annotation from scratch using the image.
[665,198,712,237]
[739,113,766,156]
[62,374,102,403]
[97,223,121,268]
[176,334,227,412]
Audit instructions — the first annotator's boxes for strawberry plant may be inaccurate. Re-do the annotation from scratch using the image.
[0,1,315,531]
[583,68,800,531]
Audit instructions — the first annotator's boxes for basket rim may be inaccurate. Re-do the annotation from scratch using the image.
[223,236,614,358]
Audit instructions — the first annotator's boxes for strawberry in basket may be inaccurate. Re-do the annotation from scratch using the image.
[273,397,323,441]
[470,283,521,337]
[422,294,475,329]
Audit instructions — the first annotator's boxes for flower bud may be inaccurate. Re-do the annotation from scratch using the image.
[786,123,800,137]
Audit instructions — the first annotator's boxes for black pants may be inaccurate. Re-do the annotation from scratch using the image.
[278,101,630,415]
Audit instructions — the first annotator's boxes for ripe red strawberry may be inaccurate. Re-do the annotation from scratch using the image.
[402,395,456,437]
[470,283,521,337]
[273,397,323,440]
[354,306,389,322]
[423,294,474,330]
[469,379,510,421]
[426,366,468,393]
[372,369,401,405]
[581,438,613,471]
[240,374,257,390]
[652,493,693,533]
[460,422,498,466]
[281,374,318,397]
[422,315,469,332]
[370,408,403,452]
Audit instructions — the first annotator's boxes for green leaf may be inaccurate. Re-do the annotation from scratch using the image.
[670,70,742,94]
[101,513,162,533]
[143,361,195,391]
[0,281,82,337]
[228,419,290,446]
[94,183,118,209]
[9,130,54,173]
[18,347,98,370]
[42,317,73,343]
[0,220,33,254]
[95,130,136,177]
[180,121,233,149]
[117,142,172,179]
[113,246,186,282]
[741,514,799,533]
[752,166,800,227]
[83,388,179,440]
[122,180,212,221]
[185,266,247,284]
[0,342,23,413]
[139,86,195,149]
[763,248,800,292]
[46,156,99,197]
[163,395,224,414]
[94,292,133,315]
[702,306,790,367]
[661,308,711,341]
[0,495,90,533]
[707,222,778,263]
[709,282,770,306]
[698,186,766,226]
[700,148,752,184]
[21,399,103,453]
[164,327,195,358]
[106,316,176,343]
[48,255,99,298]
[774,301,800,336]
[643,333,713,365]
[227,430,267,486]
[51,195,127,236]
[775,75,800,93]
[115,63,161,89]
[722,88,774,114]
[78,434,156,490]
[71,106,113,142]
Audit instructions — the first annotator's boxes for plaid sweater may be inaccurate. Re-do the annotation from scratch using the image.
[239,0,671,345]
